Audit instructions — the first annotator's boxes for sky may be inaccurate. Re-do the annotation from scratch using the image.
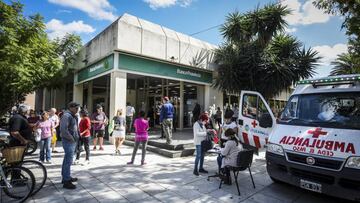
[13,0,348,78]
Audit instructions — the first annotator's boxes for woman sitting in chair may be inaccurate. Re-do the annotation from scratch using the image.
[217,128,243,184]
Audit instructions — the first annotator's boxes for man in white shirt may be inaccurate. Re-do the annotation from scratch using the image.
[49,108,60,153]
[126,102,135,135]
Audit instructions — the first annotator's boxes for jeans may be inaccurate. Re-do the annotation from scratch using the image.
[39,137,52,162]
[217,155,223,171]
[62,139,76,182]
[162,119,173,144]
[76,136,90,160]
[194,145,205,171]
[131,141,148,163]
[126,116,133,134]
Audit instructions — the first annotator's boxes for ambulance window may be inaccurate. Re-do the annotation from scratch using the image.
[257,98,270,119]
[281,96,299,120]
[242,94,257,119]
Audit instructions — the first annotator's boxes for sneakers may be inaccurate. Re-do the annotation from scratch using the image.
[193,170,199,176]
[63,181,76,189]
[61,177,78,184]
[73,160,80,165]
[141,161,147,165]
[199,168,208,173]
[52,150,59,153]
[127,161,133,165]
[45,160,52,165]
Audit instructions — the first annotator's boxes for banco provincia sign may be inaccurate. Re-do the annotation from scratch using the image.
[118,53,212,84]
[176,69,201,78]
[77,55,114,82]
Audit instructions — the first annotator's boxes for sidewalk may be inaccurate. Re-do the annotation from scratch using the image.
[3,143,343,203]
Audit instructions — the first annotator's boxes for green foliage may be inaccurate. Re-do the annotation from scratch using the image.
[313,0,360,74]
[330,53,360,75]
[213,4,320,98]
[0,1,82,116]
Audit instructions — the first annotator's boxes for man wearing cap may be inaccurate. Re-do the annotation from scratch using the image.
[160,97,174,145]
[60,102,80,189]
[9,105,31,147]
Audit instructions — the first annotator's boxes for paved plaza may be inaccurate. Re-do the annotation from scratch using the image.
[3,142,345,203]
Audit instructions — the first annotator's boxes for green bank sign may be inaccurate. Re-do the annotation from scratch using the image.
[118,53,212,84]
[77,54,114,82]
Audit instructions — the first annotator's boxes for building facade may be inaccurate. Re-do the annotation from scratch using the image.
[39,13,223,131]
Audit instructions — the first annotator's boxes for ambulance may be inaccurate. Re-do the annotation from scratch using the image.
[237,75,360,201]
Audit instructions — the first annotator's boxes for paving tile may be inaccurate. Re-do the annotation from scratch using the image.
[136,182,167,196]
[115,185,151,202]
[153,191,189,203]
[242,193,284,203]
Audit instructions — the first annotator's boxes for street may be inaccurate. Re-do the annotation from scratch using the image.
[3,143,345,203]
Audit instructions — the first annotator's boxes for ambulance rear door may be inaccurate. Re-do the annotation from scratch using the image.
[238,91,276,149]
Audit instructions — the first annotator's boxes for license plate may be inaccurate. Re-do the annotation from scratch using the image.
[300,179,322,193]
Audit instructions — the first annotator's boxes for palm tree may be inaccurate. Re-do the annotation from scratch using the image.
[330,53,360,75]
[213,4,320,98]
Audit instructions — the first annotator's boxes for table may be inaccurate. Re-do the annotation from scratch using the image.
[207,147,222,181]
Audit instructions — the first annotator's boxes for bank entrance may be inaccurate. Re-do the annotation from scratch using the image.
[127,73,205,129]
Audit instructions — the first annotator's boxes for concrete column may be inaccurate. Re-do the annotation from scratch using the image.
[73,83,83,105]
[87,80,93,112]
[179,81,184,130]
[109,71,127,144]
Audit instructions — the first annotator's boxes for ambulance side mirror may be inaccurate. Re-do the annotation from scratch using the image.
[259,113,273,128]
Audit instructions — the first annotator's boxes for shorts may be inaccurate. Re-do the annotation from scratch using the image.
[113,130,125,138]
[93,130,105,138]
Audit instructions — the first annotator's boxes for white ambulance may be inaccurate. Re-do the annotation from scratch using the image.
[238,75,360,201]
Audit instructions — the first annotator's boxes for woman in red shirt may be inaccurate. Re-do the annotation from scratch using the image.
[75,110,91,165]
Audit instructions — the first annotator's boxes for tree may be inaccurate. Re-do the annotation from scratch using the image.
[313,0,360,74]
[330,53,360,75]
[213,4,320,98]
[0,1,81,116]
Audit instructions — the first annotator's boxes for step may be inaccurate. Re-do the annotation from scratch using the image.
[125,135,194,151]
[123,140,195,158]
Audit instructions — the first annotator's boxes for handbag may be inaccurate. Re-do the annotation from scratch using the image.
[34,129,41,142]
[201,132,214,152]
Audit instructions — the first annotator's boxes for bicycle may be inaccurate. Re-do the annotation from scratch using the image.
[0,138,47,196]
[0,146,35,203]
[20,160,47,196]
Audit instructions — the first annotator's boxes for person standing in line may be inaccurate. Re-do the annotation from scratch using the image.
[27,109,40,129]
[173,104,177,133]
[111,109,126,155]
[36,112,54,164]
[218,111,238,147]
[49,108,60,153]
[91,104,108,151]
[60,102,80,189]
[126,102,135,135]
[74,109,91,165]
[193,114,210,176]
[160,97,174,145]
[127,111,149,165]
[9,105,31,147]
[192,103,201,124]
[232,105,239,122]
[215,107,223,129]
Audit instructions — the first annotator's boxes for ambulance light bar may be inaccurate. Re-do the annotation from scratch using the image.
[297,75,360,85]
